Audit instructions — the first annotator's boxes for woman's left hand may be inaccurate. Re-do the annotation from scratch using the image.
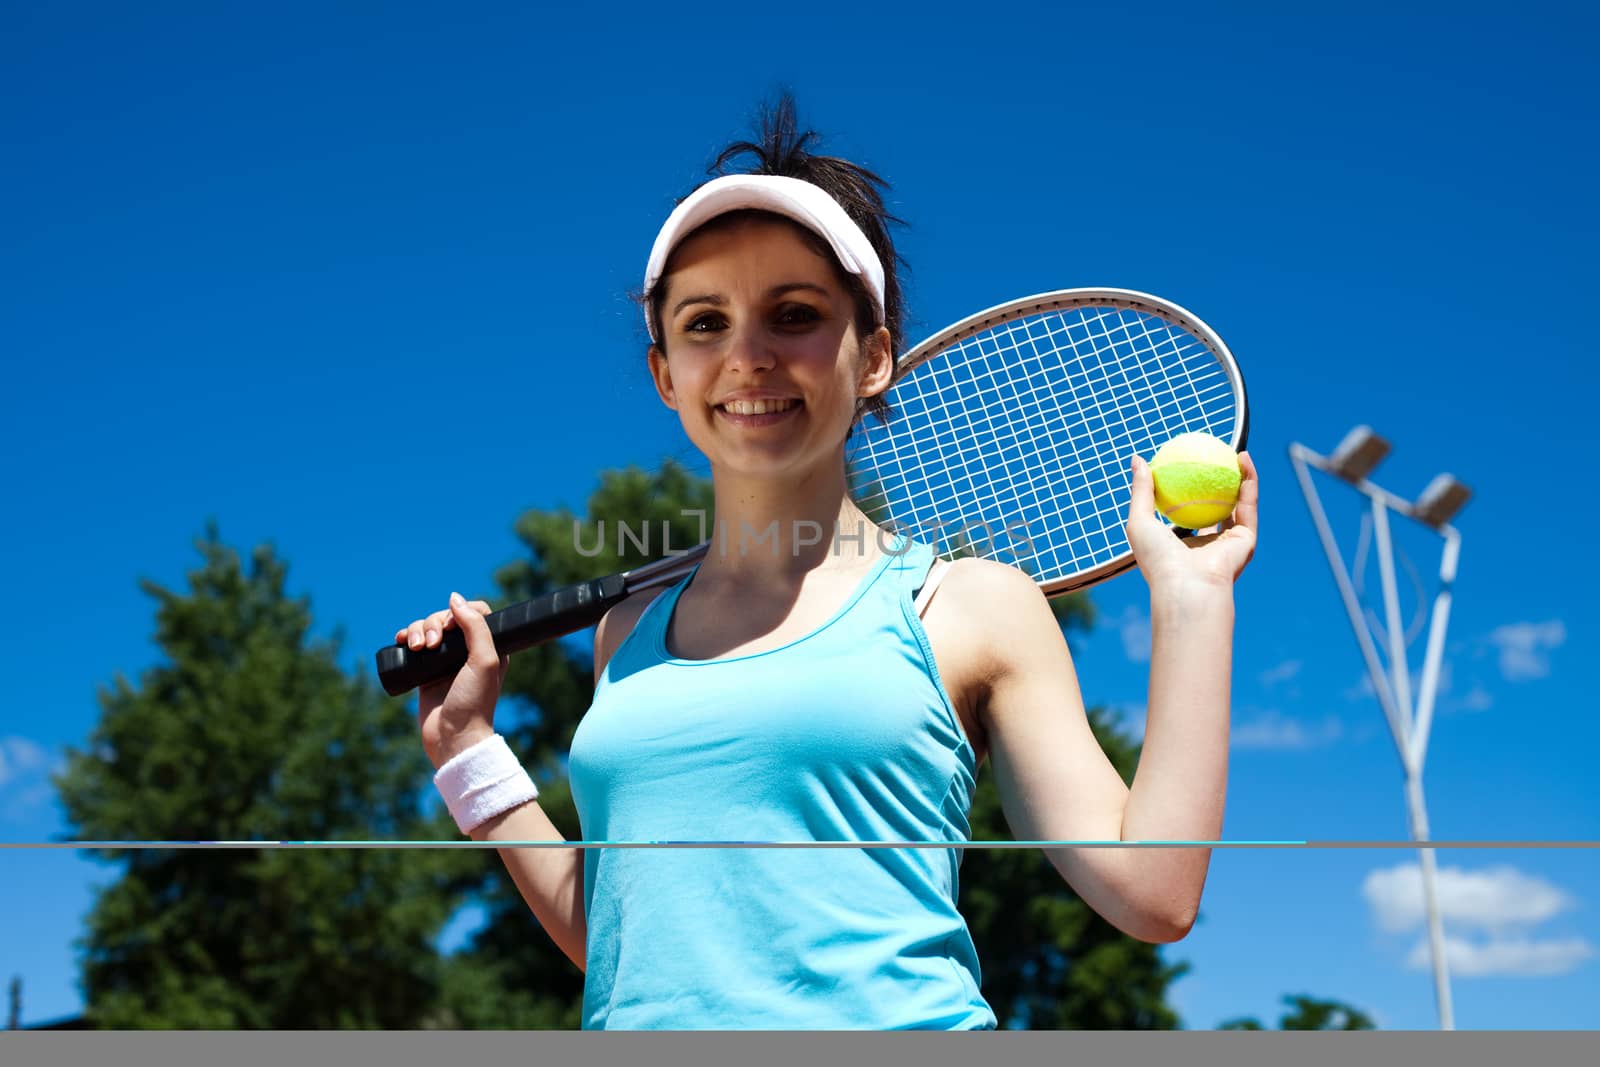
[1124,450,1259,593]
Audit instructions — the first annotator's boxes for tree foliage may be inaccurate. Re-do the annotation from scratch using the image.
[54,524,466,1028]
[1219,994,1377,1031]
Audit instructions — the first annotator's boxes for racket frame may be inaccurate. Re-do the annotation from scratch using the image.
[864,287,1249,598]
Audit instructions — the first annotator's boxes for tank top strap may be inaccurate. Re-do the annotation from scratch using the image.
[913,556,952,617]
[885,538,940,600]
[615,563,690,660]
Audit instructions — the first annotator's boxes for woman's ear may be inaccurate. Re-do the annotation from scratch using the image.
[647,344,678,410]
[857,325,894,401]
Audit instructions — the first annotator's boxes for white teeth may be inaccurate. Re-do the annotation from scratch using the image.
[723,398,797,415]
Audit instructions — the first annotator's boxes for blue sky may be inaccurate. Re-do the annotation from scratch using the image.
[3,0,1596,1031]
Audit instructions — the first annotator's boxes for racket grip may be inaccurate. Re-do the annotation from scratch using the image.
[375,575,630,696]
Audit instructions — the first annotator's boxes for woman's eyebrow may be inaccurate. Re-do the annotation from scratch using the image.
[766,282,829,299]
[671,282,831,318]
[672,293,724,316]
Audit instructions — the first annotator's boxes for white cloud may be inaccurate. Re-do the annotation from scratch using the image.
[1366,863,1595,978]
[0,736,47,786]
[0,781,54,823]
[1362,863,1578,935]
[1453,685,1493,713]
[1487,620,1566,681]
[1407,934,1596,978]
[1117,606,1151,663]
[1344,673,1377,702]
[1259,659,1303,687]
[1232,710,1343,750]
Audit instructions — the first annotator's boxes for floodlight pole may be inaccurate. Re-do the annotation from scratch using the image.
[1289,437,1461,1032]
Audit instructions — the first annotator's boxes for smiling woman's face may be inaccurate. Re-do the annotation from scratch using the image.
[648,216,890,481]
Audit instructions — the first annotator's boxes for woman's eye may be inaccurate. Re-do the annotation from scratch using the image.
[684,313,725,333]
[776,304,821,326]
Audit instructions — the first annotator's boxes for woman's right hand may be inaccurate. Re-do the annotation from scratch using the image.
[395,592,509,770]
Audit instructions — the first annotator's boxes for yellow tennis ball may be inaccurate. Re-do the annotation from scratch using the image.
[1148,432,1242,528]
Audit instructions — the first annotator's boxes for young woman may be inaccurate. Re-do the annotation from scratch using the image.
[397,99,1259,1030]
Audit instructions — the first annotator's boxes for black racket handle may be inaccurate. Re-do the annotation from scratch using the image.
[375,574,630,696]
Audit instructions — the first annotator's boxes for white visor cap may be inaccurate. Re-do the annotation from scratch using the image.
[641,173,886,343]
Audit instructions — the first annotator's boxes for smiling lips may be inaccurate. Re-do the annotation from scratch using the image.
[716,397,803,425]
[721,398,799,415]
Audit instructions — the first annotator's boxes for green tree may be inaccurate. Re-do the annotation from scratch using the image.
[1219,994,1377,1031]
[55,525,466,1028]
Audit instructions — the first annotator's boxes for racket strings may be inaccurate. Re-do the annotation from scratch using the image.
[849,304,1239,584]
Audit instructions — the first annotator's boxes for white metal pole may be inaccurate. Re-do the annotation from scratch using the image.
[1370,499,1415,750]
[1289,446,1410,760]
[1290,441,1461,1031]
[1409,531,1459,772]
[1407,772,1456,1030]
[1371,487,1455,1031]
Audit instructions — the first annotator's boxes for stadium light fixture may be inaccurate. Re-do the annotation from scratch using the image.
[1289,428,1467,1032]
[1412,473,1472,529]
[1328,424,1391,484]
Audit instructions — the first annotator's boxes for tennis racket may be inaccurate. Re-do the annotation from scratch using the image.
[376,287,1248,696]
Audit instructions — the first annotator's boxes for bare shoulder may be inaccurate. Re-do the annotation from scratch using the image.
[919,556,1058,762]
[940,555,1044,596]
[924,557,1068,682]
[929,556,1051,635]
[593,587,668,685]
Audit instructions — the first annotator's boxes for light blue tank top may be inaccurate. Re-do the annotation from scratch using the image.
[567,539,998,1030]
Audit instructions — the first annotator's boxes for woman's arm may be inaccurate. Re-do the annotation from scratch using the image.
[435,589,665,974]
[951,452,1258,943]
[1116,581,1234,937]
[958,559,1197,943]
[466,798,589,972]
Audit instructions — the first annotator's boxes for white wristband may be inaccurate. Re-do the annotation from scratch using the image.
[433,734,539,834]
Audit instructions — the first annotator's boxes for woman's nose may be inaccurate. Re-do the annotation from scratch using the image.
[722,323,778,373]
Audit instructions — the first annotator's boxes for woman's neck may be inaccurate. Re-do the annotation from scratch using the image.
[703,462,886,580]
